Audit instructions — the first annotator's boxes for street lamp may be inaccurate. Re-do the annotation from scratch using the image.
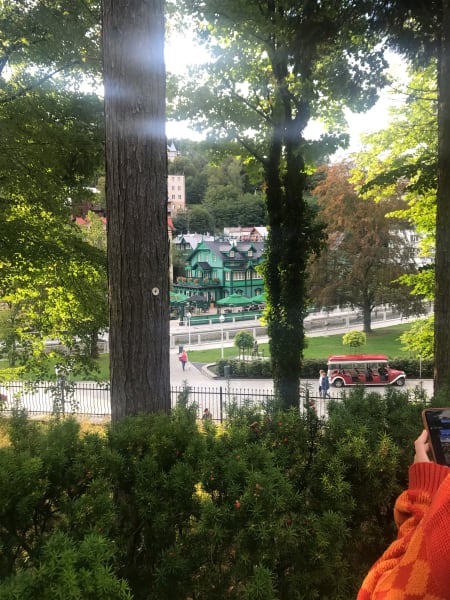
[186,311,192,346]
[219,314,225,359]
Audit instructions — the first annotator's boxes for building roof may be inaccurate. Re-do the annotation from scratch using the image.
[189,239,265,264]
[174,233,214,250]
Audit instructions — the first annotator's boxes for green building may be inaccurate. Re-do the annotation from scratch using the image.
[173,239,265,305]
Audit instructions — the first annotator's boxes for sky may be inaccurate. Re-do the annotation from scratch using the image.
[165,32,409,154]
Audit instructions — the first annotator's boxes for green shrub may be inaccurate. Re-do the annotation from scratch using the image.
[0,392,430,599]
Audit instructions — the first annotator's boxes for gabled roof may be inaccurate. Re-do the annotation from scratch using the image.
[188,239,265,263]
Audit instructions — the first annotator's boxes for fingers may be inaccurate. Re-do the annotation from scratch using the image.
[414,429,431,463]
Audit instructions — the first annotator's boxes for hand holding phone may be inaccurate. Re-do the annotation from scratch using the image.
[422,408,450,466]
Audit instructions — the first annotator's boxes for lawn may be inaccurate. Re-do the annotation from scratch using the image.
[187,322,414,363]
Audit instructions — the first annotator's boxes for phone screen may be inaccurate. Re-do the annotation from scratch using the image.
[422,408,450,466]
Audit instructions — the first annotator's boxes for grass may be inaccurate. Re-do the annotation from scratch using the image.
[187,322,414,363]
[0,322,414,379]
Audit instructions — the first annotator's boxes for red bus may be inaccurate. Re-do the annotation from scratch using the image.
[327,354,406,388]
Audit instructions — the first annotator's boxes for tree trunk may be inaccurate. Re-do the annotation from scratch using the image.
[264,84,312,409]
[434,0,450,396]
[103,0,170,420]
[89,329,99,359]
[362,300,372,334]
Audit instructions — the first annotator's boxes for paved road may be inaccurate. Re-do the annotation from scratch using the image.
[170,346,433,397]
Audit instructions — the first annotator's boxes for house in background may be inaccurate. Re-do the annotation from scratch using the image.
[173,239,265,305]
[223,226,268,241]
[173,233,215,253]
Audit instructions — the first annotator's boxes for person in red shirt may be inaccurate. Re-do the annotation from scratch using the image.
[179,349,188,371]
[357,429,450,599]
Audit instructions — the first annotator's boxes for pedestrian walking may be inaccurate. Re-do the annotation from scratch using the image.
[179,348,188,371]
[318,369,330,399]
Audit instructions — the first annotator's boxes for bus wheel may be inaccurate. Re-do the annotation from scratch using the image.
[333,379,344,388]
[396,378,405,387]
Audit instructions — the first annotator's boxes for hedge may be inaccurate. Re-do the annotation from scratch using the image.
[216,357,434,379]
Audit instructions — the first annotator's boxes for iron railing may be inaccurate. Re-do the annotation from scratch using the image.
[0,381,333,422]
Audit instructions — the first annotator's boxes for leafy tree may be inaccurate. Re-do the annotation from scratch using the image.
[400,315,434,361]
[309,162,424,332]
[342,331,366,350]
[0,223,108,375]
[78,211,107,252]
[368,1,450,396]
[0,1,107,374]
[351,64,436,350]
[172,0,389,408]
[234,330,255,359]
[173,205,215,234]
[205,193,266,230]
[103,0,170,419]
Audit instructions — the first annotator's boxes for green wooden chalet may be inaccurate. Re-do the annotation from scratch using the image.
[173,239,265,304]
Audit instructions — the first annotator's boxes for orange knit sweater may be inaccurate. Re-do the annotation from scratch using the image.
[357,462,450,599]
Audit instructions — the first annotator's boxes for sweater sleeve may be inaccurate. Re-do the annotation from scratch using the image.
[357,462,450,600]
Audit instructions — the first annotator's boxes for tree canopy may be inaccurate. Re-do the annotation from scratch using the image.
[351,63,436,355]
[309,162,425,332]
[0,0,106,377]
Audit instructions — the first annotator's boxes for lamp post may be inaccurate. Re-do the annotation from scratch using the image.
[186,311,192,346]
[219,314,225,359]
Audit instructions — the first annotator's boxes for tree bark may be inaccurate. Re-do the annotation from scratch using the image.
[103,0,170,420]
[434,0,450,396]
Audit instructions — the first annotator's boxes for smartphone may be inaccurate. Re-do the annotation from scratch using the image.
[422,408,450,466]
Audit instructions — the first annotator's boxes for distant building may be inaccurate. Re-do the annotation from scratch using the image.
[167,174,186,216]
[223,226,268,241]
[173,239,265,304]
[167,142,179,162]
[173,233,215,252]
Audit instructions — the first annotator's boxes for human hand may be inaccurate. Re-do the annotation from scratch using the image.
[414,429,431,463]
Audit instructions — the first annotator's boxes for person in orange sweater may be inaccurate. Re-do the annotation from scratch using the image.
[357,429,450,599]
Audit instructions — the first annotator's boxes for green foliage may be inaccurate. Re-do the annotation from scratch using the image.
[217,357,273,378]
[0,393,430,599]
[0,531,132,600]
[0,0,107,377]
[400,315,434,360]
[342,330,367,349]
[234,330,255,359]
[352,63,437,302]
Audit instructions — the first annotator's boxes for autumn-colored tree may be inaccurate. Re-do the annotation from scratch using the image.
[309,162,423,332]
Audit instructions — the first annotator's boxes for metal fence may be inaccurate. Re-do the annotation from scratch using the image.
[0,381,332,422]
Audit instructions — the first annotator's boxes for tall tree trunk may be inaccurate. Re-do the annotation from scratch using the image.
[434,0,450,396]
[264,81,312,409]
[103,0,170,420]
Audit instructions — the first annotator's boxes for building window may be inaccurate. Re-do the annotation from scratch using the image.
[225,272,230,281]
[233,271,245,281]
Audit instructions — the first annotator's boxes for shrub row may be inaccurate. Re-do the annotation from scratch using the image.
[0,390,429,599]
[216,357,434,379]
